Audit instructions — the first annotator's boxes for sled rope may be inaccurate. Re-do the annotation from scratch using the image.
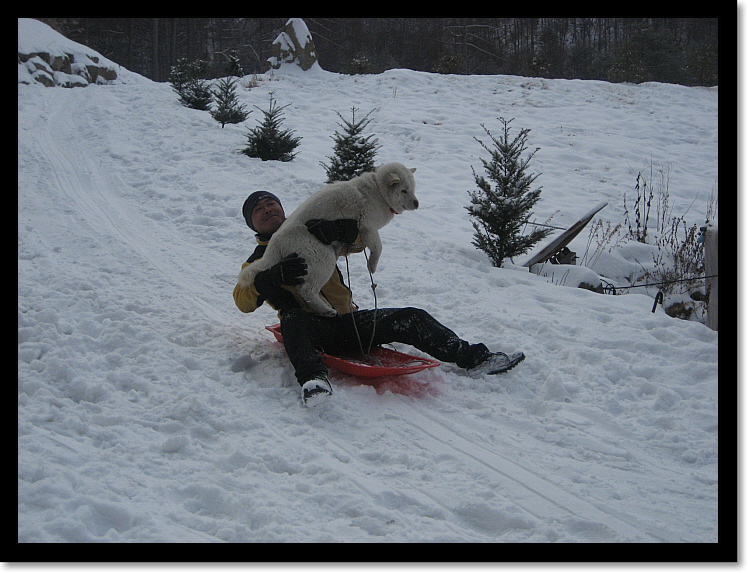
[363,249,378,355]
[343,253,365,356]
[344,249,379,360]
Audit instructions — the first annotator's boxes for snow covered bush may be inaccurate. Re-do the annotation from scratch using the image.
[620,162,716,322]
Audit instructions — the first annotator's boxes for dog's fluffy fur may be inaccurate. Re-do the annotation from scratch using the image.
[238,162,418,316]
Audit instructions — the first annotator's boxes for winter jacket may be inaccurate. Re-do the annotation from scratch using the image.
[233,235,360,318]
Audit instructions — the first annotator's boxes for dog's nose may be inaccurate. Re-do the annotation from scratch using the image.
[413,199,419,209]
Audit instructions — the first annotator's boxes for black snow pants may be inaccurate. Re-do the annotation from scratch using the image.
[279,307,491,385]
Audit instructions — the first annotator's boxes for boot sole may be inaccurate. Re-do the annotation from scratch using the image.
[302,388,332,407]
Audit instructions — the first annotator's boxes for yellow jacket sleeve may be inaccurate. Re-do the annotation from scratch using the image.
[233,261,264,314]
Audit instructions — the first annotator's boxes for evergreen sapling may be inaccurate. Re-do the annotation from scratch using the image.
[242,95,301,162]
[223,51,244,78]
[467,118,551,267]
[321,107,380,183]
[210,77,249,128]
[169,58,212,111]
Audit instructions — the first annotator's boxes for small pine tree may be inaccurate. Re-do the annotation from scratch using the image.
[348,54,373,75]
[242,95,301,162]
[467,118,551,267]
[210,77,249,128]
[224,51,244,78]
[168,59,189,93]
[321,107,380,182]
[169,58,212,111]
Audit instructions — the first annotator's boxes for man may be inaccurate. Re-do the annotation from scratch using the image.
[234,191,525,407]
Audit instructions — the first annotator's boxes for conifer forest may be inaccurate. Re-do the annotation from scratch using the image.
[37,18,719,86]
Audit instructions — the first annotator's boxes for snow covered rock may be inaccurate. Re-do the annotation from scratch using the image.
[18,18,119,88]
[268,18,319,71]
[531,263,605,293]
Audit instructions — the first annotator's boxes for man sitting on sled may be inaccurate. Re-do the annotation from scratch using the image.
[233,191,525,407]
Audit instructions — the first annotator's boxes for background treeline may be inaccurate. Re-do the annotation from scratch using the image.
[40,18,719,86]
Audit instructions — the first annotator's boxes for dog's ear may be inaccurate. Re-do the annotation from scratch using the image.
[386,172,402,187]
[409,168,416,173]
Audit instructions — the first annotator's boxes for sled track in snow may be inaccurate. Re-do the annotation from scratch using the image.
[37,91,228,325]
[393,398,678,542]
[272,385,680,542]
[256,416,483,540]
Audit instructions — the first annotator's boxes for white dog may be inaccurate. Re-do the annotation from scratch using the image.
[238,162,418,316]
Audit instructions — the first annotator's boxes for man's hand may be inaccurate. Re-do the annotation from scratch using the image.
[262,253,307,287]
[253,254,307,312]
[305,219,358,245]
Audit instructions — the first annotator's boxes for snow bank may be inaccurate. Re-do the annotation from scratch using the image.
[18,18,101,60]
[18,18,143,87]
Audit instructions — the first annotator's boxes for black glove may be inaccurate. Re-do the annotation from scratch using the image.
[305,219,359,245]
[262,253,307,287]
[254,254,307,312]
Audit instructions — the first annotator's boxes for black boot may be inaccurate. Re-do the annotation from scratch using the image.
[301,376,333,407]
[467,351,525,376]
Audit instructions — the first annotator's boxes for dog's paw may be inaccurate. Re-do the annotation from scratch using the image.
[303,296,338,317]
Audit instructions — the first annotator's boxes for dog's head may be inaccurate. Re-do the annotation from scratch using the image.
[378,163,418,214]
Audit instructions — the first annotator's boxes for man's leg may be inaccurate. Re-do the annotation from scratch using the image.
[279,308,329,386]
[331,307,492,369]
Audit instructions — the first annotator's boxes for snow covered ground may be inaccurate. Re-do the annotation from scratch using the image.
[18,19,723,550]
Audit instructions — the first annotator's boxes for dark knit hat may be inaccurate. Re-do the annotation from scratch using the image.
[242,191,282,231]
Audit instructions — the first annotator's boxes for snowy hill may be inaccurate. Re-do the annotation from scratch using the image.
[18,19,721,547]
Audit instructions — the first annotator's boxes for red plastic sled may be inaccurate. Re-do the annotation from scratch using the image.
[265,324,440,378]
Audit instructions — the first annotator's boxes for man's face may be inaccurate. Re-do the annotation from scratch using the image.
[251,197,286,235]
